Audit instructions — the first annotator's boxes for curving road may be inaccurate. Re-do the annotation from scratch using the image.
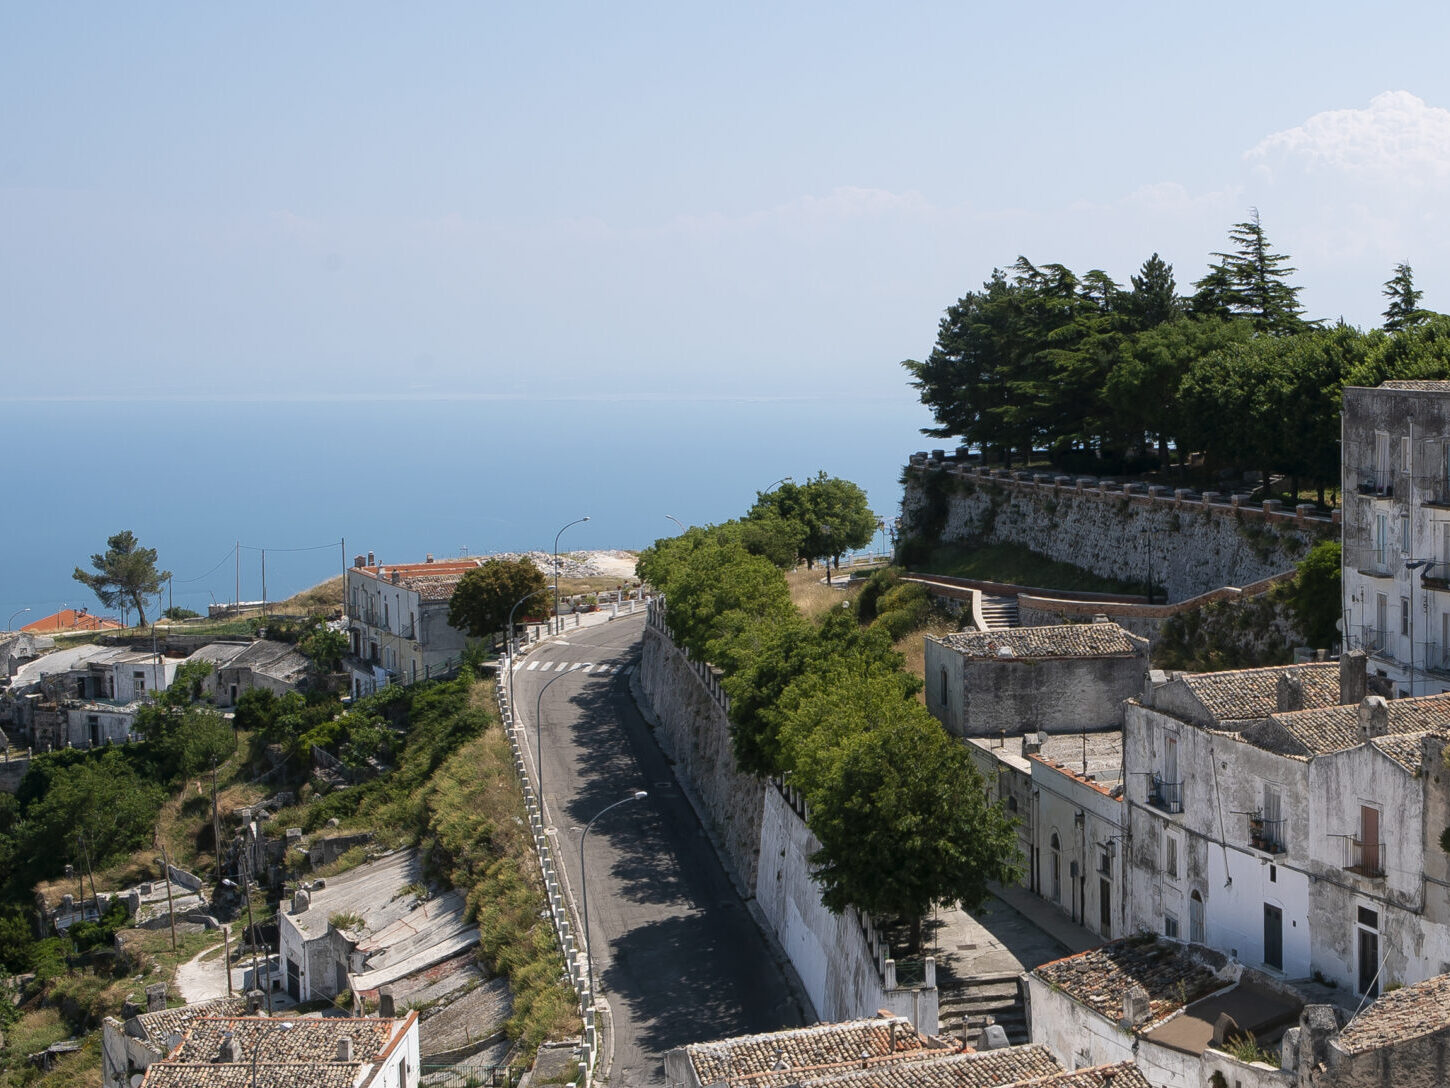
[512,614,802,1086]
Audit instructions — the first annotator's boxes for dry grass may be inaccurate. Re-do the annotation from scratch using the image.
[557,576,638,595]
[278,575,344,613]
[894,616,961,702]
[786,566,862,620]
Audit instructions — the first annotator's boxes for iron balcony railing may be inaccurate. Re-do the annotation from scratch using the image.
[1419,642,1450,673]
[1353,466,1395,497]
[1149,774,1183,815]
[1349,626,1390,655]
[1347,547,1394,577]
[1346,837,1386,878]
[1248,812,1286,855]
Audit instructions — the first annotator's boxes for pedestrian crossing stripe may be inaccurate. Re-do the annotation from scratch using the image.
[524,660,633,675]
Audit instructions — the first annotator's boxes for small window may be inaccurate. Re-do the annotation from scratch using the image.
[939,667,949,708]
[1358,906,1379,928]
[1165,836,1179,879]
[1164,913,1179,939]
[1402,597,1411,636]
[1403,435,1412,473]
[1007,796,1018,813]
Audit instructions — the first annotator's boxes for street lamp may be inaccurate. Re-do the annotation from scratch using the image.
[821,523,833,585]
[532,665,576,802]
[221,876,265,1013]
[251,1019,295,1087]
[7,607,29,632]
[759,476,793,496]
[554,517,591,636]
[664,515,686,534]
[507,587,556,714]
[579,791,648,1004]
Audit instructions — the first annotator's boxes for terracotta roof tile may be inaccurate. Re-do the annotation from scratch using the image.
[1011,1065,1152,1088]
[1379,380,1450,391]
[767,1045,1061,1088]
[1034,938,1220,1025]
[140,1062,362,1088]
[1251,694,1450,761]
[132,997,249,1049]
[170,1016,391,1063]
[1177,662,1341,724]
[1337,973,1450,1053]
[686,1017,939,1083]
[938,624,1145,661]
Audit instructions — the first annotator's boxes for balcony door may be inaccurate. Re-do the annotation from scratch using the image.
[1264,904,1283,970]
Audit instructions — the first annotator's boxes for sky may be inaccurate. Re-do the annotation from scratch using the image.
[7,3,1450,404]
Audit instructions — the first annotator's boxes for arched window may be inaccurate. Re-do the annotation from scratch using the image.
[940,667,949,709]
[1189,890,1205,945]
[1050,832,1062,902]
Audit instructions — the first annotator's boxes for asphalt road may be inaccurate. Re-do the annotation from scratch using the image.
[512,614,802,1086]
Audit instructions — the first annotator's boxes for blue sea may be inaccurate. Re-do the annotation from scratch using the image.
[2,393,938,624]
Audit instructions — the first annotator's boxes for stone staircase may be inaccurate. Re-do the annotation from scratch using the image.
[937,972,1029,1048]
[978,594,1020,630]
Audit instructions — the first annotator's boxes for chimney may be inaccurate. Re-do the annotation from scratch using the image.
[219,1033,240,1062]
[390,570,401,584]
[146,982,167,1013]
[1276,669,1305,713]
[337,1037,354,1061]
[367,551,375,567]
[378,986,396,1019]
[1120,984,1151,1028]
[425,554,434,564]
[1358,696,1390,741]
[1340,649,1368,706]
[292,888,311,913]
[246,989,266,1014]
[353,555,366,568]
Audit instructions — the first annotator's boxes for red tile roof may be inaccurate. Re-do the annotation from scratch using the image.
[21,608,125,633]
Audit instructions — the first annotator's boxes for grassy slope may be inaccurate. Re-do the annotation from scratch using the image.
[913,542,1142,595]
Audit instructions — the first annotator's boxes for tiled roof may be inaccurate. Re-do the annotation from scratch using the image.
[1034,938,1221,1025]
[1337,972,1450,1053]
[937,624,1145,661]
[1379,380,1450,391]
[760,1045,1061,1088]
[1250,694,1450,762]
[1013,1066,1151,1088]
[170,1016,392,1063]
[133,997,249,1048]
[139,1062,362,1088]
[356,559,483,602]
[686,1017,939,1083]
[1177,662,1340,724]
[21,608,125,632]
[405,574,472,602]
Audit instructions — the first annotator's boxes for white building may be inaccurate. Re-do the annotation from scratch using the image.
[344,554,478,696]
[1342,379,1450,696]
[1125,657,1450,998]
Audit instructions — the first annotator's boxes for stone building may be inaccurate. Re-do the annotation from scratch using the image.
[344,553,477,696]
[1342,379,1450,697]
[1125,655,1450,998]
[924,619,1148,738]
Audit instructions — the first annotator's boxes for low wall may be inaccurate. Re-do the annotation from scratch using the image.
[903,459,1335,604]
[638,618,763,890]
[755,786,939,1032]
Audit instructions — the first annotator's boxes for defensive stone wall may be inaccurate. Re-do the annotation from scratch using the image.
[902,457,1337,603]
[639,610,763,891]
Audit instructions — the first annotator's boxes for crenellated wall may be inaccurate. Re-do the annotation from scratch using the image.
[902,458,1337,604]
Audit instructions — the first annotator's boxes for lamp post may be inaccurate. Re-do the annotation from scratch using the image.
[506,587,555,715]
[760,476,792,496]
[532,665,576,802]
[251,1019,295,1087]
[664,515,686,534]
[554,517,590,636]
[579,791,648,1004]
[1406,559,1435,696]
[7,607,29,632]
[821,523,833,585]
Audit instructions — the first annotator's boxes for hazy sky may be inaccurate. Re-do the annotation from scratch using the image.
[7,3,1450,403]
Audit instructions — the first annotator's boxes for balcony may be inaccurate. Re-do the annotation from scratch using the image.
[1346,837,1385,878]
[1148,774,1183,815]
[1414,473,1450,508]
[1347,626,1390,656]
[1419,642,1450,674]
[1347,546,1395,578]
[1353,467,1394,498]
[1248,812,1286,855]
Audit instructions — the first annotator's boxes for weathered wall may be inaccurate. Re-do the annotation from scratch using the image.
[902,461,1335,604]
[1325,1028,1450,1088]
[755,787,938,1032]
[638,624,763,891]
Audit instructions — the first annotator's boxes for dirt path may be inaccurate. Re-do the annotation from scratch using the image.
[174,929,233,1003]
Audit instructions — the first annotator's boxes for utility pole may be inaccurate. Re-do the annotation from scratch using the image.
[211,758,221,872]
[160,844,178,953]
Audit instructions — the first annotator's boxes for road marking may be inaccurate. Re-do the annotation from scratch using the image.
[538,661,557,671]
[526,661,541,671]
[575,662,591,671]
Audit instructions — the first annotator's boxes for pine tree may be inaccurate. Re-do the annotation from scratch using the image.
[1382,263,1429,332]
[1202,209,1308,334]
[1125,252,1180,330]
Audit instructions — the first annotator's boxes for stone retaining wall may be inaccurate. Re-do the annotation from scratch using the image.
[902,458,1336,603]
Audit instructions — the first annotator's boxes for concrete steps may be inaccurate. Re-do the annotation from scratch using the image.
[937,972,1028,1048]
[978,595,1020,630]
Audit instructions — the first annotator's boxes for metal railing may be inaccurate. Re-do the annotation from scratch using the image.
[1353,467,1395,497]
[1149,774,1183,814]
[1349,626,1390,655]
[1248,813,1286,854]
[1347,547,1394,577]
[1346,837,1385,878]
[1420,642,1450,673]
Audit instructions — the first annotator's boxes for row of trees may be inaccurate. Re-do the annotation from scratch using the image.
[904,211,1448,500]
[637,507,1018,951]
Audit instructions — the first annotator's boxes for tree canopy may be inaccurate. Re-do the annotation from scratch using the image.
[747,472,877,569]
[448,558,550,638]
[72,530,170,627]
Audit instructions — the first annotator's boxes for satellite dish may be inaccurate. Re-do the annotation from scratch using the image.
[1335,618,1345,633]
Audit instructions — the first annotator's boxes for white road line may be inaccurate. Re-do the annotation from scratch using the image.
[575,662,591,671]
[526,661,541,671]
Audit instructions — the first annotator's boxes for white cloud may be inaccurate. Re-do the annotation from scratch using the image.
[1248,91,1450,185]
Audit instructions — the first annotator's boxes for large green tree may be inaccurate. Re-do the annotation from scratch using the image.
[448,558,550,639]
[20,751,166,877]
[1198,209,1308,335]
[72,530,170,627]
[1383,263,1430,333]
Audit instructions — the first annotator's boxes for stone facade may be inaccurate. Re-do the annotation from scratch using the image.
[901,458,1334,603]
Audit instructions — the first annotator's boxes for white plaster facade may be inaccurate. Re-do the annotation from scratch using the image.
[1342,381,1450,697]
[344,555,475,696]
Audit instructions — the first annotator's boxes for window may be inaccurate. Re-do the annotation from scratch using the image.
[1050,832,1062,903]
[1403,435,1412,474]
[940,667,949,709]
[1164,913,1179,939]
[1165,836,1179,879]
[1402,597,1411,636]
[1376,515,1389,567]
[133,669,146,693]
[1189,891,1205,945]
[1401,513,1410,553]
